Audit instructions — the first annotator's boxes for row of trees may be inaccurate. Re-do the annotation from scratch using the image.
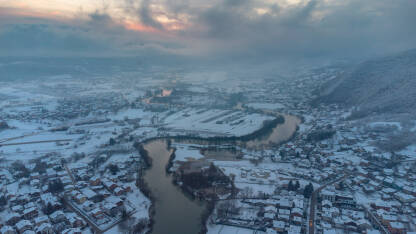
[287,180,314,198]
[288,180,300,191]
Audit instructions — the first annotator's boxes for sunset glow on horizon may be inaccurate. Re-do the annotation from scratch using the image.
[0,0,315,33]
[0,0,414,59]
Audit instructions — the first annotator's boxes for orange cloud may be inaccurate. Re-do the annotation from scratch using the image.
[124,21,158,33]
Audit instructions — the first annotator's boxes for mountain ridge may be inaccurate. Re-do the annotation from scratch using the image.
[315,49,416,116]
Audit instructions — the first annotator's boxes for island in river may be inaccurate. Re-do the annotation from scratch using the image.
[138,114,300,234]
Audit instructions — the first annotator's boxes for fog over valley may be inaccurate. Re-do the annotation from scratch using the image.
[0,1,416,234]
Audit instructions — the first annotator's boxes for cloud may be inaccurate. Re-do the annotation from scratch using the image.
[0,10,184,57]
[177,0,416,61]
[123,0,164,30]
[1,0,416,64]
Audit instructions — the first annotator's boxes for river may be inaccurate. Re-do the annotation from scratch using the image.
[141,114,300,233]
[143,140,205,234]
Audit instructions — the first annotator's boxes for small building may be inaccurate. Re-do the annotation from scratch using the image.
[49,210,66,224]
[0,225,16,234]
[23,207,38,220]
[35,223,54,234]
[15,220,33,234]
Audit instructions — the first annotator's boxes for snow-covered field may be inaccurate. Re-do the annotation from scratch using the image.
[163,108,273,137]
[172,143,204,162]
[246,102,285,110]
[207,224,262,234]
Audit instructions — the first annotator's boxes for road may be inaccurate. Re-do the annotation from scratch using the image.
[0,139,72,148]
[308,173,351,234]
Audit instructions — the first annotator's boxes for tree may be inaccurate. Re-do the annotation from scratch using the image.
[338,181,345,190]
[288,180,294,191]
[0,196,7,206]
[109,138,116,145]
[49,180,64,193]
[241,187,253,198]
[108,164,119,175]
[43,202,55,215]
[133,218,148,233]
[295,180,300,191]
[303,183,314,198]
[11,161,30,178]
[33,161,48,174]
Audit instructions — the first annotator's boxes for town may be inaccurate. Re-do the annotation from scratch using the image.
[0,65,415,234]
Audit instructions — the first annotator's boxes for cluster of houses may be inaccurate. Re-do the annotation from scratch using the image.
[316,189,374,233]
[0,92,129,124]
[66,172,133,228]
[0,148,146,234]
[283,105,416,233]
[212,194,306,234]
[0,156,89,234]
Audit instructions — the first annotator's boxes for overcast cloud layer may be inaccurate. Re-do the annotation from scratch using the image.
[0,0,415,63]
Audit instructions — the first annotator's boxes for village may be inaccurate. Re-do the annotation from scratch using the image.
[0,67,415,234]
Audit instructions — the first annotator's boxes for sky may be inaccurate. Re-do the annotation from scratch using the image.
[0,0,416,63]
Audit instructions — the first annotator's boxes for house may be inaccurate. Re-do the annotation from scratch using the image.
[82,200,95,212]
[46,168,57,179]
[394,192,415,203]
[322,200,332,209]
[288,225,301,234]
[264,212,275,220]
[335,194,356,208]
[64,185,75,192]
[292,216,302,225]
[15,220,33,234]
[89,176,101,186]
[40,193,61,210]
[30,173,40,180]
[11,205,24,213]
[23,207,38,220]
[321,191,336,202]
[61,228,82,234]
[52,222,66,233]
[35,223,54,234]
[380,213,398,226]
[81,188,100,202]
[371,201,391,212]
[357,219,372,231]
[67,214,85,228]
[103,202,120,217]
[61,177,73,186]
[388,222,406,234]
[106,196,123,207]
[75,193,87,204]
[49,210,66,223]
[123,185,131,193]
[264,205,277,214]
[22,230,36,234]
[0,225,16,234]
[291,207,302,217]
[278,198,292,209]
[278,209,290,221]
[272,220,285,232]
[33,216,49,227]
[102,180,117,191]
[90,208,103,219]
[266,228,278,234]
[5,212,20,226]
[114,187,124,196]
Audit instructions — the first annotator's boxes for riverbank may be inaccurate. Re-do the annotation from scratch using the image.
[133,114,301,234]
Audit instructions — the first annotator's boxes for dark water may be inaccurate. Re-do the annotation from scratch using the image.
[142,115,300,233]
[245,114,301,148]
[143,140,205,234]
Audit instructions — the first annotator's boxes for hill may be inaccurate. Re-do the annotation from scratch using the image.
[315,49,416,117]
